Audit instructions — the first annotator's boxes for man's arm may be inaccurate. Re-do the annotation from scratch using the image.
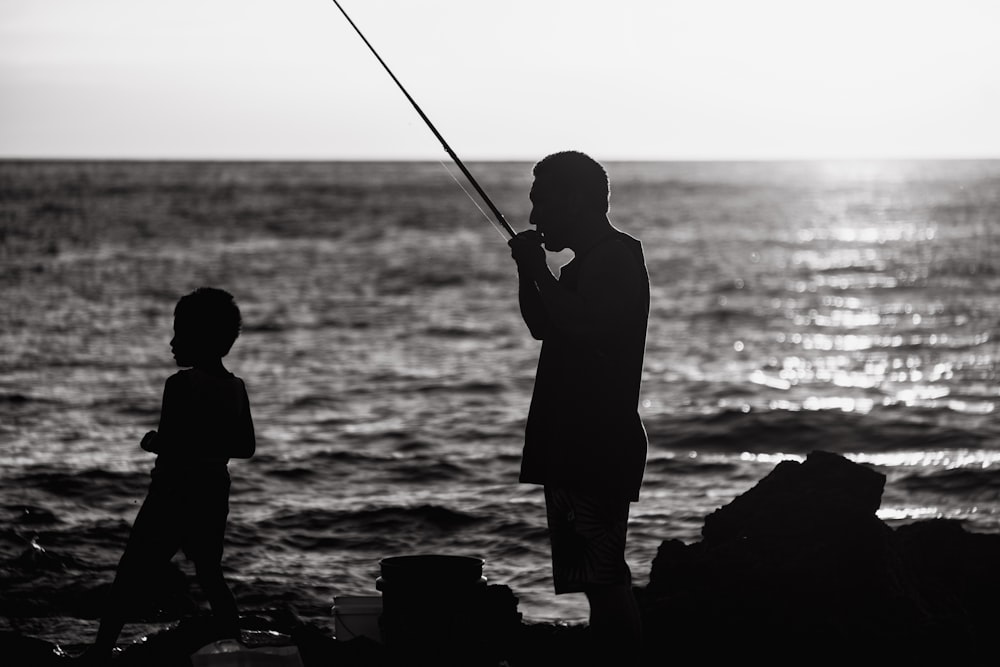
[510,231,550,339]
[517,270,549,340]
[530,240,641,340]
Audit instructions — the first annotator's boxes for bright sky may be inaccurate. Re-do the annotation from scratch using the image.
[2,0,998,160]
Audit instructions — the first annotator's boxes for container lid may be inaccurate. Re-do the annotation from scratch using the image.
[378,554,485,583]
[333,595,382,605]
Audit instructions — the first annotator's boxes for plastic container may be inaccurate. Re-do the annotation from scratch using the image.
[332,595,383,642]
[375,554,487,656]
[378,554,485,584]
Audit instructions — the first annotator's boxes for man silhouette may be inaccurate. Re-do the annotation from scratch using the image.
[509,151,650,663]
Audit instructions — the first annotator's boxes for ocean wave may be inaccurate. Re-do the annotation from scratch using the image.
[6,541,92,573]
[0,393,37,405]
[645,408,989,454]
[382,458,469,483]
[376,265,470,293]
[421,325,488,338]
[643,456,738,477]
[415,380,506,394]
[8,469,149,502]
[896,467,1000,500]
[260,466,318,480]
[688,306,769,324]
[6,504,61,525]
[254,504,482,535]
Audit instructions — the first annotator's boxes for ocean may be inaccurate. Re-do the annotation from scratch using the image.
[1,159,999,649]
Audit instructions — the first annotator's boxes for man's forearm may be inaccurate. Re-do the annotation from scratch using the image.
[518,270,549,339]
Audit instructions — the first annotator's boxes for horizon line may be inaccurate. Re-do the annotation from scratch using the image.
[3,154,1000,163]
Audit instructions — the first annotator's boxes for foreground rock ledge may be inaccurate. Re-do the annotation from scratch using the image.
[638,450,1000,665]
[4,451,998,666]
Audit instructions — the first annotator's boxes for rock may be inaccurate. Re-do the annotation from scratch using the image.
[700,449,886,542]
[639,450,1000,665]
[0,631,64,666]
[894,519,1000,641]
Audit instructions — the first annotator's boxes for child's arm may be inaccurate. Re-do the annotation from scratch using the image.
[228,381,256,459]
[150,373,185,455]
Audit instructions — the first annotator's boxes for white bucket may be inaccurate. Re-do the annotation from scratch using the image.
[332,595,383,642]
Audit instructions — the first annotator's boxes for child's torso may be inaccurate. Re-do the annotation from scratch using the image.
[153,368,250,476]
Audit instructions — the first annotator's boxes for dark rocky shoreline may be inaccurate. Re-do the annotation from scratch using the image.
[5,451,999,666]
[637,450,1000,665]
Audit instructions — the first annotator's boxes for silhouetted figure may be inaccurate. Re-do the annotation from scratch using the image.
[508,152,650,665]
[75,287,255,665]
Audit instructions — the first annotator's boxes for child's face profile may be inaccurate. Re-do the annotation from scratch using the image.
[170,317,205,367]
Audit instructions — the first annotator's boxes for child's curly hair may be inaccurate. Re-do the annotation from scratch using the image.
[174,287,243,357]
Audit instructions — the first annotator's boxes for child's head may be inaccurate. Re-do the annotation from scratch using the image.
[170,287,242,366]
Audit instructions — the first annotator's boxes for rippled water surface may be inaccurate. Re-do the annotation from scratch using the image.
[1,159,998,645]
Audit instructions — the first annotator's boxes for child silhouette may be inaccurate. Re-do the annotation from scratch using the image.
[77,287,255,664]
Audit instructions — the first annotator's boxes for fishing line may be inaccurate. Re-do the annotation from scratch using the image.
[437,160,510,241]
[330,0,516,239]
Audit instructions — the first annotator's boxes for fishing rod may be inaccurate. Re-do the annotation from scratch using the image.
[331,0,516,239]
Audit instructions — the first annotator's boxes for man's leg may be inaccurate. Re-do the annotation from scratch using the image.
[544,487,641,663]
[585,582,642,664]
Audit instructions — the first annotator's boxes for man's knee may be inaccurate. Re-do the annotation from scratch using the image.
[584,582,632,603]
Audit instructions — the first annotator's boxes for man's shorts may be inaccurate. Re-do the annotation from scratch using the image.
[544,486,632,594]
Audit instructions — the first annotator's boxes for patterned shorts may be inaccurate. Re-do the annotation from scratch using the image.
[544,486,632,594]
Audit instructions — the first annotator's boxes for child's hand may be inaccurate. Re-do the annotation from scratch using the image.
[140,430,159,453]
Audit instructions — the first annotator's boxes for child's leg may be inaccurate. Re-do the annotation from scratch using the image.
[193,559,240,637]
[90,487,181,655]
[185,475,239,637]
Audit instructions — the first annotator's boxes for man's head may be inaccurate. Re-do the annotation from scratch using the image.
[170,287,242,366]
[529,151,610,252]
